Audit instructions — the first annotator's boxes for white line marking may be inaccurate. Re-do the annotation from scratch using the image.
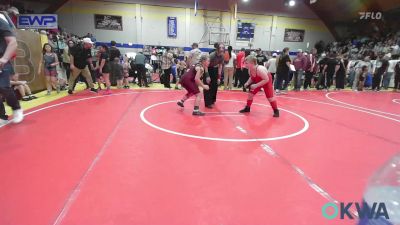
[259,144,342,208]
[393,99,400,104]
[140,100,310,142]
[0,91,170,129]
[205,112,241,114]
[279,96,400,123]
[236,126,248,134]
[260,144,276,157]
[326,92,400,117]
[52,93,140,225]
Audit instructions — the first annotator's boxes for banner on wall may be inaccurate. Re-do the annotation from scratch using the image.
[167,16,177,38]
[94,14,122,31]
[284,28,305,42]
[236,21,255,41]
[17,14,58,29]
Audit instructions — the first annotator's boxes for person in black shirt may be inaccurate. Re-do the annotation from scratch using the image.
[109,40,123,87]
[335,55,346,90]
[322,52,340,91]
[256,48,267,66]
[394,61,400,92]
[316,54,328,90]
[67,38,97,94]
[275,47,291,92]
[98,45,112,94]
[209,42,219,54]
[0,15,23,125]
[204,43,224,108]
[372,54,389,91]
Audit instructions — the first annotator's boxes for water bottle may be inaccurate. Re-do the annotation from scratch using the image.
[358,153,400,225]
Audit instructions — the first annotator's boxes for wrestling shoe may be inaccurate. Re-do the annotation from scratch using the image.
[177,101,184,107]
[239,106,250,113]
[192,111,205,116]
[273,109,280,118]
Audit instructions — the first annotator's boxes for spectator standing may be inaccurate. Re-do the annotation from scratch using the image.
[187,43,202,67]
[223,46,236,90]
[292,50,307,91]
[385,55,399,89]
[266,53,277,82]
[39,43,60,95]
[255,48,267,66]
[135,51,148,87]
[304,48,317,90]
[161,49,174,88]
[234,48,245,88]
[109,40,122,87]
[372,53,389,91]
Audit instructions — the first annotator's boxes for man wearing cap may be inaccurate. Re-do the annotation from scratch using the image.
[67,37,98,94]
[256,48,267,66]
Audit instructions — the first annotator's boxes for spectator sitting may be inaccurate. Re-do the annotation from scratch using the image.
[10,74,37,101]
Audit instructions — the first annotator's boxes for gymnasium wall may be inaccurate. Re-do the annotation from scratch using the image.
[57,0,335,52]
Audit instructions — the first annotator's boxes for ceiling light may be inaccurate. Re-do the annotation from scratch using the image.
[289,0,296,6]
[243,0,249,2]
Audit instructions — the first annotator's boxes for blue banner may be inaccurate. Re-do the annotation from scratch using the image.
[17,14,58,29]
[167,17,177,38]
[236,21,255,41]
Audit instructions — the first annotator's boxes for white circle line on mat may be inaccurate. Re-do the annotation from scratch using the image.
[140,99,309,142]
[0,91,171,129]
[326,92,400,117]
[279,95,400,123]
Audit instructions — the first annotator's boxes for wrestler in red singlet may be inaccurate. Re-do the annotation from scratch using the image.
[239,55,279,117]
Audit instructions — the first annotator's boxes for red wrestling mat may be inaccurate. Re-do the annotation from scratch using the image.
[0,89,398,225]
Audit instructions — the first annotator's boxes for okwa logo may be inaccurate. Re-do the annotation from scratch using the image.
[322,202,389,220]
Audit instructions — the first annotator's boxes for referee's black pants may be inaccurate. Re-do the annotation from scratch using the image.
[203,67,218,107]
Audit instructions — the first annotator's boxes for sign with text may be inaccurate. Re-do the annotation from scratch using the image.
[17,14,57,29]
[167,17,177,38]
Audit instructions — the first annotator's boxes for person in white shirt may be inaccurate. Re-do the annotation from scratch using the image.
[266,53,277,81]
[384,56,399,89]
[223,46,236,90]
[187,43,202,67]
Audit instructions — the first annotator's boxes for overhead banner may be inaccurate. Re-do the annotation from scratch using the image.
[167,16,177,38]
[17,14,58,29]
[237,21,255,41]
[284,28,305,42]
